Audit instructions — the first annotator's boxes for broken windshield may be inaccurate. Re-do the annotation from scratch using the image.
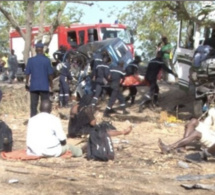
[101,27,131,44]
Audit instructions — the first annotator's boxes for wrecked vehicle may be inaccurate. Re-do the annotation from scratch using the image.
[190,47,215,117]
[52,37,134,101]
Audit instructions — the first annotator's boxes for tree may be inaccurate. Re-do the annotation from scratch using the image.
[0,1,34,64]
[0,1,92,64]
[118,1,215,60]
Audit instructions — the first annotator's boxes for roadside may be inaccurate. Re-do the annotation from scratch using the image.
[0,82,213,195]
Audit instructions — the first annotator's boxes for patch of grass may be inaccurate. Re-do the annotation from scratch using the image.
[0,87,29,117]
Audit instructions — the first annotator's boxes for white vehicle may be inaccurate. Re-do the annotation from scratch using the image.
[175,3,215,117]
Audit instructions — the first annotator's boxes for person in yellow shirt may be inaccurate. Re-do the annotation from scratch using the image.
[0,54,5,73]
[44,48,50,58]
[161,36,176,81]
[2,53,8,77]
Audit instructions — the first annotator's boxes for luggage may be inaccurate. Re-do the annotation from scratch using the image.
[0,120,13,152]
[86,122,115,161]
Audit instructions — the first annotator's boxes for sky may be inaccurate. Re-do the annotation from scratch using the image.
[75,1,142,54]
[76,1,132,24]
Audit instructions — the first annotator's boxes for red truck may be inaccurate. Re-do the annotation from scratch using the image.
[9,23,134,66]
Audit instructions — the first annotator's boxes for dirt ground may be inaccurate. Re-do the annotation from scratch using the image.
[0,81,215,195]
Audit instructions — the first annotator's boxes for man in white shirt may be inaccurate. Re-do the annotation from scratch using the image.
[26,99,82,157]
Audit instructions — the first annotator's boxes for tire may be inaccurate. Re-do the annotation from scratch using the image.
[193,99,203,118]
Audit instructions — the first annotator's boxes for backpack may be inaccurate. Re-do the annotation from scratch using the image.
[86,122,115,161]
[0,120,13,152]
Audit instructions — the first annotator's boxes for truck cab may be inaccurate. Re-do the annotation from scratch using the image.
[77,37,133,68]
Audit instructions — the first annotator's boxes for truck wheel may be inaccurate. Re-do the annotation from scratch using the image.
[193,99,203,118]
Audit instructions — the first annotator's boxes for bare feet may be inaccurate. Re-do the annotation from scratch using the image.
[123,125,133,135]
[158,138,171,154]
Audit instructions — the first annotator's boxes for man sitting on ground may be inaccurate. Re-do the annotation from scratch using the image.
[26,100,82,157]
[68,94,132,138]
[158,108,215,159]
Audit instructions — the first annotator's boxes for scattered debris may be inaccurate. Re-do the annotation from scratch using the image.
[166,115,183,123]
[181,183,215,191]
[164,122,178,127]
[121,140,129,144]
[8,179,19,184]
[160,111,183,124]
[185,152,205,163]
[98,174,104,179]
[177,161,189,169]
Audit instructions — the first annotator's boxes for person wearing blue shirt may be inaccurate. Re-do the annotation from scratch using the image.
[103,60,129,117]
[91,51,110,107]
[124,56,141,105]
[25,43,54,117]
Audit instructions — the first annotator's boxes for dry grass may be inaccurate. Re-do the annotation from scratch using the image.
[0,85,29,117]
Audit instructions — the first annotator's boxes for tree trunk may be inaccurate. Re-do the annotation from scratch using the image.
[45,1,67,47]
[37,1,45,43]
[0,1,92,65]
[23,1,34,65]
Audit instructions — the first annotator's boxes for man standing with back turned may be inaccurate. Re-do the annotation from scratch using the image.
[26,99,82,157]
[25,42,54,117]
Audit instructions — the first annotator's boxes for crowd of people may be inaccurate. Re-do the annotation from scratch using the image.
[21,39,169,159]
[0,49,19,84]
[22,37,183,159]
[23,42,134,158]
[1,35,214,162]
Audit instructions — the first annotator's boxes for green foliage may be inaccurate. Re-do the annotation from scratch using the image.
[0,26,9,53]
[33,2,83,26]
[118,1,179,60]
[118,1,215,60]
[0,1,84,48]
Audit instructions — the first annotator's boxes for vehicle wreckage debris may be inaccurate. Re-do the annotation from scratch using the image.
[177,161,189,169]
[181,183,215,191]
